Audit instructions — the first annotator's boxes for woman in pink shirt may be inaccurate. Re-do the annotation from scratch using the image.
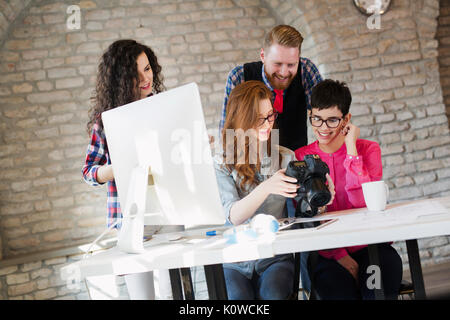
[295,79,402,300]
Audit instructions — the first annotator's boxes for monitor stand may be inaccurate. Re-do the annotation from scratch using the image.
[117,166,184,253]
[117,166,148,254]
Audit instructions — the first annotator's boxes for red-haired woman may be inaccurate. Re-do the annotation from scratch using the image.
[215,80,334,299]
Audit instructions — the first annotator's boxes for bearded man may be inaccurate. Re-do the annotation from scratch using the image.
[220,24,322,151]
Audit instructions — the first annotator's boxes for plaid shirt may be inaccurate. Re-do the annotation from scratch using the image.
[82,122,121,229]
[219,57,322,130]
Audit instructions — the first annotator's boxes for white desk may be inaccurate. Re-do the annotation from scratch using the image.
[275,197,450,254]
[62,196,450,299]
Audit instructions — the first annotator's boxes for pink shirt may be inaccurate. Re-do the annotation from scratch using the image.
[295,139,382,261]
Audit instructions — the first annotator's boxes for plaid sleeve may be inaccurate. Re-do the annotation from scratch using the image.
[82,123,108,186]
[219,65,244,131]
[300,57,323,110]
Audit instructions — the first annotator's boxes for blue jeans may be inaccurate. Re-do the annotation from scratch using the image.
[223,257,294,300]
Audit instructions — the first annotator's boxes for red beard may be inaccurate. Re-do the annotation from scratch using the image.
[265,72,295,90]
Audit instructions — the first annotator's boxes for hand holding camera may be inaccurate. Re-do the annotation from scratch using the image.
[285,155,335,218]
[259,168,299,198]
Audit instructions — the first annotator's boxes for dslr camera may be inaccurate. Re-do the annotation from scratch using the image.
[285,154,331,218]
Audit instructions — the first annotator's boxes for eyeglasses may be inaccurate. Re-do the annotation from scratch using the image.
[309,116,342,128]
[257,111,278,127]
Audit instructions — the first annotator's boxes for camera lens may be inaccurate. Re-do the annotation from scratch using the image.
[306,178,331,208]
[310,192,331,207]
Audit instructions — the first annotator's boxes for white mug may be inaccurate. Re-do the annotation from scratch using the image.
[362,181,389,211]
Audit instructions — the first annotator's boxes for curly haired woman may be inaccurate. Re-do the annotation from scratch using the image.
[83,39,164,229]
[82,39,165,300]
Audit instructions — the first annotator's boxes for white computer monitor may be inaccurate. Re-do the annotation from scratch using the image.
[102,83,225,253]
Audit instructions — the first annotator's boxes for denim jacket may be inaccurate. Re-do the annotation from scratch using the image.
[213,145,295,279]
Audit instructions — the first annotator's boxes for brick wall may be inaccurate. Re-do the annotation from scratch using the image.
[438,0,450,124]
[0,1,32,47]
[0,255,89,300]
[0,0,449,299]
[0,0,276,258]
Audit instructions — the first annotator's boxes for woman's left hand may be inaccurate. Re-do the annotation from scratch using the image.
[342,121,360,147]
[342,121,360,156]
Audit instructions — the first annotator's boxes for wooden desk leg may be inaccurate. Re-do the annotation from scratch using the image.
[180,268,195,300]
[204,264,228,300]
[169,269,183,300]
[406,239,427,300]
[367,244,385,300]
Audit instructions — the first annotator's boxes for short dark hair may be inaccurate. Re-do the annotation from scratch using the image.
[310,79,352,116]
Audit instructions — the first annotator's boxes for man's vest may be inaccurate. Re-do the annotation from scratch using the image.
[243,61,307,151]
